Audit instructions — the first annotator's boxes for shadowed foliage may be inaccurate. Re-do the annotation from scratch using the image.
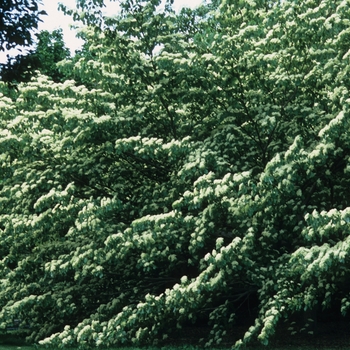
[0,0,46,51]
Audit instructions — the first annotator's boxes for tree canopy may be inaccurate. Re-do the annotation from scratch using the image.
[0,0,46,51]
[1,0,350,348]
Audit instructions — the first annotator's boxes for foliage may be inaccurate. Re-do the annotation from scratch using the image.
[0,0,46,51]
[1,0,350,348]
[0,29,71,86]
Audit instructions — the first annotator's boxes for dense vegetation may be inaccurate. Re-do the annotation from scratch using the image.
[1,0,350,348]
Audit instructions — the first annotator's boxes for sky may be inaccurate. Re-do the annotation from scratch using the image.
[0,0,203,63]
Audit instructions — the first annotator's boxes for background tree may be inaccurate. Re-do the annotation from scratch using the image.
[0,0,46,51]
[0,29,71,85]
[1,0,350,348]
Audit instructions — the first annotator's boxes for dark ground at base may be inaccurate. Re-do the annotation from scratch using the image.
[1,321,350,349]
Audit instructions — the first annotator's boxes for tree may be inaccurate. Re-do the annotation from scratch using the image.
[0,0,46,51]
[0,29,71,85]
[1,0,350,348]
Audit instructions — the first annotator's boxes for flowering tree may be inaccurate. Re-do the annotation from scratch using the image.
[1,0,350,347]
